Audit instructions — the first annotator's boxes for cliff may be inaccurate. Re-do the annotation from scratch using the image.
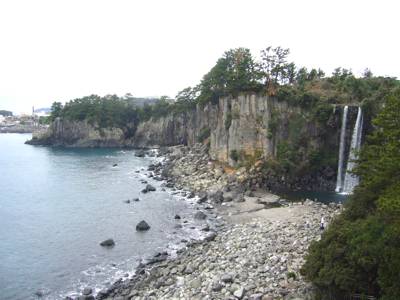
[135,94,347,190]
[28,93,359,190]
[27,118,131,147]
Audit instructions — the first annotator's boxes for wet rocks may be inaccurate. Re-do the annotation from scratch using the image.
[99,239,115,247]
[77,287,95,300]
[136,220,150,231]
[141,184,156,193]
[82,287,92,296]
[135,150,146,157]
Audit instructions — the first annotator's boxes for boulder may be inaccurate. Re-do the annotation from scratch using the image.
[234,287,245,299]
[197,192,208,203]
[146,184,156,192]
[135,150,146,157]
[212,282,223,292]
[100,239,115,247]
[249,293,263,300]
[204,232,217,242]
[221,273,234,283]
[82,287,92,296]
[136,220,151,231]
[223,195,233,202]
[174,214,181,220]
[194,211,207,220]
[209,190,224,203]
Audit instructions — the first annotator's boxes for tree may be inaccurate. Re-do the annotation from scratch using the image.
[260,46,291,87]
[296,67,309,86]
[198,48,262,104]
[363,68,373,78]
[50,102,63,121]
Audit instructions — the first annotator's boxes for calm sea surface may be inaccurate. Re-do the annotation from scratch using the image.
[0,134,201,299]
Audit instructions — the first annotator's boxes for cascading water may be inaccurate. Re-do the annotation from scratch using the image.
[342,106,363,194]
[335,106,348,192]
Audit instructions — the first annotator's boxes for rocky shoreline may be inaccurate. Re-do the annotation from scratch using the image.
[73,144,343,300]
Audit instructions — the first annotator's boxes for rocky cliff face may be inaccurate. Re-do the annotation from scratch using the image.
[28,93,346,190]
[28,118,130,147]
[136,94,340,165]
[133,93,343,190]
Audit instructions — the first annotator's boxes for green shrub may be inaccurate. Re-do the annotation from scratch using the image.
[225,113,232,130]
[312,103,333,123]
[287,272,297,280]
[230,150,240,161]
[197,127,211,143]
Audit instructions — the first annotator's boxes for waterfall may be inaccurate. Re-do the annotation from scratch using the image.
[335,106,348,192]
[342,107,363,194]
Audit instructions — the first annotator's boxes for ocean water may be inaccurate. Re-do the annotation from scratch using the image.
[0,134,202,300]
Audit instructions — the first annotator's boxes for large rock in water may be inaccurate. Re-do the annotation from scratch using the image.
[136,220,151,231]
[100,239,115,247]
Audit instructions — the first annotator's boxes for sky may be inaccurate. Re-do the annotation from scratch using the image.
[0,0,399,114]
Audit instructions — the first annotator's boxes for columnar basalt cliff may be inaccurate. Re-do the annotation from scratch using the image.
[28,118,129,147]
[28,93,360,190]
[136,94,342,170]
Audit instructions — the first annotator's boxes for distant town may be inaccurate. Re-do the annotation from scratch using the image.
[0,107,50,133]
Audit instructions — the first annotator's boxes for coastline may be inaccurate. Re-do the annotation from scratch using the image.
[70,144,343,300]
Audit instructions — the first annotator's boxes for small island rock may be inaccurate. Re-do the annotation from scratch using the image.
[136,220,151,231]
[100,239,115,247]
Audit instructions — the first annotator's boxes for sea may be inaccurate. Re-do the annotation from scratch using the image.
[0,133,205,300]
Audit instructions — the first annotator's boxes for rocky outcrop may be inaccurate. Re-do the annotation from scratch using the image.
[27,118,131,147]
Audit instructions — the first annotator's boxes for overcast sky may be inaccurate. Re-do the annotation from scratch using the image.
[0,0,399,114]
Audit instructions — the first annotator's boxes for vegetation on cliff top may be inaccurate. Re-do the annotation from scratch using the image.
[49,46,399,129]
[301,89,400,299]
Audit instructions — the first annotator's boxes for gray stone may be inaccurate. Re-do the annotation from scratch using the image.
[146,184,156,192]
[234,287,245,299]
[212,282,223,292]
[82,287,92,296]
[221,273,234,283]
[194,211,207,220]
[190,278,202,289]
[249,293,263,300]
[136,220,150,231]
[99,239,115,247]
[204,232,217,242]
